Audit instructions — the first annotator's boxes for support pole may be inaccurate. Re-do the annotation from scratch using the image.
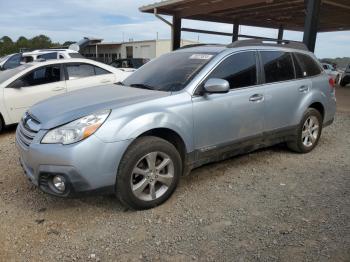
[303,0,321,52]
[278,25,284,42]
[172,15,182,50]
[232,21,240,42]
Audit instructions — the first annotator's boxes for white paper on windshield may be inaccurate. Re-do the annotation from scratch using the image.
[189,54,213,60]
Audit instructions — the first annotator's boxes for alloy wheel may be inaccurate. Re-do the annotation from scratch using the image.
[130,151,175,202]
[302,115,320,147]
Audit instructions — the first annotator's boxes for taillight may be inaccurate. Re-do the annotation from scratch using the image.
[329,77,335,89]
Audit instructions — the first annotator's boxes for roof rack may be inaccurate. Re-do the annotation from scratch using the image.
[227,39,309,51]
[179,43,225,50]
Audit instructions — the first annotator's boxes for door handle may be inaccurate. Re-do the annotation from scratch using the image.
[249,94,264,102]
[52,87,65,91]
[100,79,111,84]
[299,85,309,93]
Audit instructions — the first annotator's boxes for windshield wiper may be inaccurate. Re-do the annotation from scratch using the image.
[129,83,155,90]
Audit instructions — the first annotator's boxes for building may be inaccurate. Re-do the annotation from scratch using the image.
[140,0,350,52]
[81,39,198,64]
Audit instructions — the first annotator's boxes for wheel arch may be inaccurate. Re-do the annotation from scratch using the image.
[308,102,325,120]
[137,128,187,163]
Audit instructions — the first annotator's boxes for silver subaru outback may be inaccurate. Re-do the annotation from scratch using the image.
[16,40,336,210]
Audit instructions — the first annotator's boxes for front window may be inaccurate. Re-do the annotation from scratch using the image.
[205,51,257,89]
[123,52,216,92]
[9,65,61,88]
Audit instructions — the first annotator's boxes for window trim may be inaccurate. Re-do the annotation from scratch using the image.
[193,50,260,96]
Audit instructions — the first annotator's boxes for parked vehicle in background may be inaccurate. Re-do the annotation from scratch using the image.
[339,63,350,87]
[0,58,131,131]
[22,49,84,62]
[0,50,84,71]
[322,63,341,84]
[0,53,22,71]
[110,58,150,71]
[16,40,336,210]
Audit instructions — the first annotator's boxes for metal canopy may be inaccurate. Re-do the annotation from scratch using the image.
[140,0,350,32]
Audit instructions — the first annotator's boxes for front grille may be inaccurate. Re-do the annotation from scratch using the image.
[17,113,40,148]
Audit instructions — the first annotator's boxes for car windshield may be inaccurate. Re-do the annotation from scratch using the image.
[122,52,216,92]
[0,64,32,84]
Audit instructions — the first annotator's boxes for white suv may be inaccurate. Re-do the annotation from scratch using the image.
[22,49,83,63]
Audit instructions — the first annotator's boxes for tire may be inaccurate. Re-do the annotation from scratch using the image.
[335,75,340,86]
[340,76,350,87]
[116,136,182,210]
[0,115,4,133]
[287,108,323,153]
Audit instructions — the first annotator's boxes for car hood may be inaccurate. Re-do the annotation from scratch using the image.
[29,84,170,129]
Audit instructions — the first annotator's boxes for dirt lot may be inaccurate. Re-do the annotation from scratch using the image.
[0,88,349,262]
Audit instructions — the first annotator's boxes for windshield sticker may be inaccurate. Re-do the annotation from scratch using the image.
[189,54,213,60]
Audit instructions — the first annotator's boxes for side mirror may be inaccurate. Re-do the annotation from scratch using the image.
[203,78,230,94]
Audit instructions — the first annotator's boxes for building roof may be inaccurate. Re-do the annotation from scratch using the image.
[140,0,350,32]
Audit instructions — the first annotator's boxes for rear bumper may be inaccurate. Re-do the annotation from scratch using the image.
[16,129,132,197]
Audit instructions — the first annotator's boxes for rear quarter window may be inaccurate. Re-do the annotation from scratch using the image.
[293,53,321,78]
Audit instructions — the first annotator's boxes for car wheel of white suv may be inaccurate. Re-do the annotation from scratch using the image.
[116,136,182,210]
[287,108,323,153]
[0,115,4,133]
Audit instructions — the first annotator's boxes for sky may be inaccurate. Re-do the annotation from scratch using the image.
[0,0,349,59]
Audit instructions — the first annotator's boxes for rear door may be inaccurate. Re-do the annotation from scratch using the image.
[4,64,66,123]
[192,51,265,152]
[259,50,311,132]
[64,63,115,92]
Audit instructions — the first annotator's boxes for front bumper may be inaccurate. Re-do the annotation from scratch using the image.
[16,128,132,197]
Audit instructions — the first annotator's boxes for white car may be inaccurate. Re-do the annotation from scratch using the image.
[0,58,132,131]
[22,49,83,63]
[322,63,341,84]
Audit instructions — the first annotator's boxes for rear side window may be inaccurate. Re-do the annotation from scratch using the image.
[68,53,84,59]
[260,51,294,83]
[207,51,257,89]
[94,66,111,75]
[15,65,61,87]
[37,52,58,60]
[66,63,95,80]
[293,53,321,78]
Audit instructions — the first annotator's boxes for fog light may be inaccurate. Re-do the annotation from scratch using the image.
[52,175,66,192]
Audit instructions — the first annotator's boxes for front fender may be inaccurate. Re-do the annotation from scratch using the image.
[95,93,194,152]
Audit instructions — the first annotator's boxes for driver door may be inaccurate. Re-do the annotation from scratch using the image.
[4,64,66,123]
[192,51,265,156]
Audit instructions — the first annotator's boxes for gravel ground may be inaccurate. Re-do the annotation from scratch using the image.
[1,111,350,261]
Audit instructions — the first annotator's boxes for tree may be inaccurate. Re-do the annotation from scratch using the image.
[0,36,16,56]
[16,36,30,52]
[30,35,53,49]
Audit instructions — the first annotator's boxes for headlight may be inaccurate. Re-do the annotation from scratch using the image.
[41,110,110,145]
